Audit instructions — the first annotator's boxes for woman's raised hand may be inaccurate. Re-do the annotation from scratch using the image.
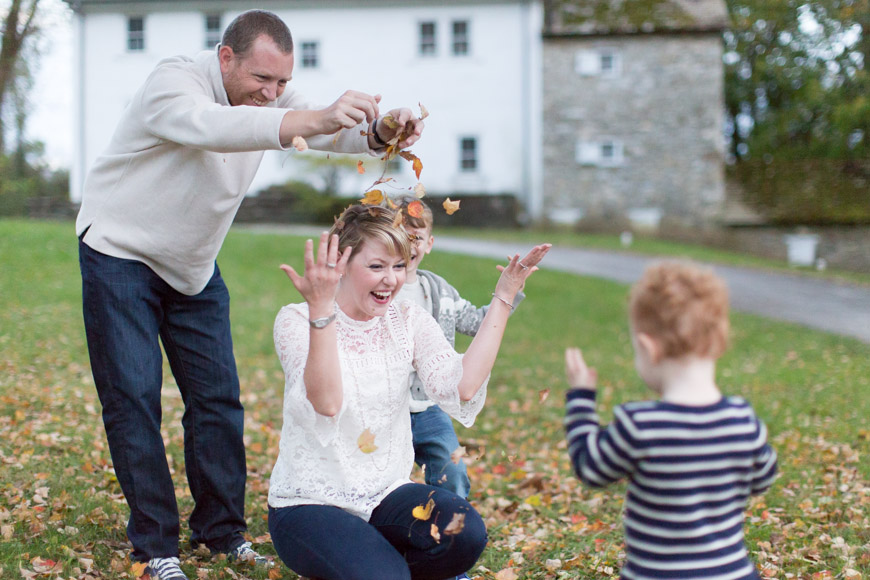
[493,243,551,303]
[280,232,351,314]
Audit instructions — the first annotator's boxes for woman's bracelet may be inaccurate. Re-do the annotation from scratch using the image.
[491,292,515,311]
[370,117,387,147]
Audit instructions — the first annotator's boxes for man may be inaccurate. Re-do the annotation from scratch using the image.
[76,10,423,580]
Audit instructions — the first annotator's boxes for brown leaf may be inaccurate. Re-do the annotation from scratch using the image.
[357,160,365,174]
[443,512,466,536]
[443,198,461,215]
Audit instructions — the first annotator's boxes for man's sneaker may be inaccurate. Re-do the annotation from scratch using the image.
[456,574,471,580]
[228,541,273,567]
[146,557,189,580]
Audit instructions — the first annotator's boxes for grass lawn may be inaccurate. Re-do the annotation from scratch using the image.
[1,218,868,579]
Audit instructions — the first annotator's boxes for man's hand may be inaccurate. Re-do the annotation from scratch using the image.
[317,90,382,134]
[372,107,425,150]
[565,347,598,390]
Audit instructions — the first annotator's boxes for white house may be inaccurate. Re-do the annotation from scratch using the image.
[63,0,545,219]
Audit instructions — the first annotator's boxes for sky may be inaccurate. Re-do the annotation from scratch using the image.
[24,0,74,169]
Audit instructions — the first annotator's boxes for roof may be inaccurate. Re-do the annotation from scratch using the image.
[543,0,729,36]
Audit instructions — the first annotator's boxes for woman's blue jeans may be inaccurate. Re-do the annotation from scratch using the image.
[268,483,487,580]
[411,406,471,498]
[79,238,246,561]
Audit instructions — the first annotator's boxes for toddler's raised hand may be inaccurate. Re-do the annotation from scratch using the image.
[565,347,598,390]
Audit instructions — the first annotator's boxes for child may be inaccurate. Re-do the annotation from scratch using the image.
[564,260,777,579]
[396,196,525,499]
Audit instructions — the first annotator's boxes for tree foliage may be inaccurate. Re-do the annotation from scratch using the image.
[0,0,42,156]
[724,0,868,161]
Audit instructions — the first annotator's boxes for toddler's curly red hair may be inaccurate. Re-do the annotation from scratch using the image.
[629,260,730,360]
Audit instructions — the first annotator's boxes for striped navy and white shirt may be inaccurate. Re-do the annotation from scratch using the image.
[564,389,778,580]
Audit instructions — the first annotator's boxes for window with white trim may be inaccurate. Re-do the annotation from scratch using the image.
[574,49,622,78]
[204,14,222,49]
[301,41,319,68]
[419,21,436,56]
[452,20,469,56]
[460,137,478,172]
[575,139,624,167]
[127,16,145,52]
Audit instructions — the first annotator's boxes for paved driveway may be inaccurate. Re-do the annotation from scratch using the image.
[238,225,870,344]
[433,236,870,344]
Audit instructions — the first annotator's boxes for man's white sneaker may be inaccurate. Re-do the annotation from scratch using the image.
[146,557,189,580]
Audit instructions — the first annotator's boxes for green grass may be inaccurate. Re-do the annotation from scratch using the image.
[2,218,868,579]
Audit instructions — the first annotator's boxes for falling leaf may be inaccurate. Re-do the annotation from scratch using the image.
[430,523,441,543]
[538,389,550,403]
[381,115,399,129]
[360,190,384,206]
[443,512,466,536]
[419,102,429,120]
[408,201,424,218]
[357,160,365,174]
[443,198,461,215]
[357,428,378,454]
[412,498,435,521]
[451,446,466,464]
[291,135,308,152]
[413,182,426,198]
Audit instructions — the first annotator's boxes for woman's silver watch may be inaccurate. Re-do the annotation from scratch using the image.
[309,312,336,329]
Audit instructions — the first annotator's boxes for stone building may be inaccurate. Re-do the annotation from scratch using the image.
[542,0,729,227]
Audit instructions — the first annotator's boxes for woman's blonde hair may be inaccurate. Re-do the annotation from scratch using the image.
[328,205,413,263]
[629,260,730,359]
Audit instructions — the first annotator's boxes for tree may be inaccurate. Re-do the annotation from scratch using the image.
[724,0,868,161]
[0,0,41,155]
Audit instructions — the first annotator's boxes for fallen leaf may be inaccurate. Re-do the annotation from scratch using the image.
[443,198,461,215]
[291,135,308,152]
[357,429,378,454]
[495,567,518,580]
[131,561,148,577]
[430,523,441,543]
[443,512,466,535]
[538,389,550,403]
[412,498,435,521]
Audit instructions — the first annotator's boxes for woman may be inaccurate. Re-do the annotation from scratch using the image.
[268,204,550,580]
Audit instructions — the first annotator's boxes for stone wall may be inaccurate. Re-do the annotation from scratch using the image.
[542,33,726,224]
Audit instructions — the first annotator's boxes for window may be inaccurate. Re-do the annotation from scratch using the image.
[460,137,477,172]
[452,20,469,56]
[419,21,436,56]
[204,14,222,49]
[574,49,622,78]
[575,139,624,167]
[301,41,319,68]
[127,16,144,52]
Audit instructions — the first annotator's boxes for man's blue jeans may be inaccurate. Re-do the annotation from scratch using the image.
[269,483,487,580]
[412,406,471,498]
[79,238,246,561]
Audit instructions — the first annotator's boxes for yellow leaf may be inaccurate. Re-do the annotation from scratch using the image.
[412,157,423,180]
[430,523,441,543]
[130,561,148,577]
[419,102,429,120]
[412,498,435,521]
[381,115,399,129]
[357,160,365,174]
[360,190,384,206]
[443,198,461,215]
[357,428,378,454]
[524,494,542,506]
[290,135,308,152]
[443,512,465,536]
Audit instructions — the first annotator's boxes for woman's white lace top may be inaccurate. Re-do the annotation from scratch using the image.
[268,301,488,520]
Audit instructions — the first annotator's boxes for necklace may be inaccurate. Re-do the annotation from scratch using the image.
[341,316,397,473]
